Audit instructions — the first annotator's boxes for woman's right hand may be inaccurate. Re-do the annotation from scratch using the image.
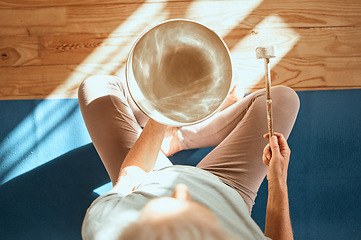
[262,132,291,185]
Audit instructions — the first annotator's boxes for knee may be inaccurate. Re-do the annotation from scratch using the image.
[78,75,126,105]
[271,85,300,111]
[78,75,118,95]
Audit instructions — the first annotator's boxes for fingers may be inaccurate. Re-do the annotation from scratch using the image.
[273,132,288,147]
[264,132,291,159]
[262,143,271,165]
[263,132,284,140]
[264,132,289,149]
[273,133,290,155]
[269,135,280,152]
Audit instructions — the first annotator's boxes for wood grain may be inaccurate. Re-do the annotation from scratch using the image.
[1,57,360,100]
[235,57,361,92]
[0,0,360,99]
[0,7,66,36]
[226,27,361,59]
[1,0,361,36]
[39,33,137,66]
[36,26,361,68]
[0,36,39,66]
[0,0,170,8]
[1,27,360,67]
[0,65,68,99]
[0,63,125,99]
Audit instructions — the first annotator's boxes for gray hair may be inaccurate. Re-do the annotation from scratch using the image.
[118,213,236,240]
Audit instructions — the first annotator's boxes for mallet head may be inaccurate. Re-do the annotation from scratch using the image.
[256,46,275,59]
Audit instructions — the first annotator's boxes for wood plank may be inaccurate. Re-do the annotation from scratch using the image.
[275,57,361,90]
[226,27,361,59]
[1,26,357,67]
[1,57,360,100]
[0,0,359,13]
[50,1,361,33]
[0,63,126,99]
[246,0,361,28]
[232,57,361,92]
[0,2,162,36]
[0,0,173,8]
[38,33,137,66]
[0,65,69,99]
[0,7,66,36]
[1,0,361,36]
[0,36,40,66]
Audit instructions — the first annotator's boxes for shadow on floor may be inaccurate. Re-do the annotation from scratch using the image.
[0,144,108,240]
[0,89,361,240]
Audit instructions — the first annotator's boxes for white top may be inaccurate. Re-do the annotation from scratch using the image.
[82,165,270,240]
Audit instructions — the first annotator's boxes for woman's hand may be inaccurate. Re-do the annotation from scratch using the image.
[263,132,294,240]
[262,132,291,185]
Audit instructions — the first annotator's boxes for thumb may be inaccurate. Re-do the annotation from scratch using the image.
[269,135,280,153]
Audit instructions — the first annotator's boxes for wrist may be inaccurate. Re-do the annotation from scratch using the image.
[267,180,290,212]
[147,119,167,131]
[268,179,288,192]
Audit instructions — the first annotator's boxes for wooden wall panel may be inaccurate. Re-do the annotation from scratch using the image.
[0,0,361,99]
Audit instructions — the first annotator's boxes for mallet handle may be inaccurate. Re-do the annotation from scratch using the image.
[264,59,274,137]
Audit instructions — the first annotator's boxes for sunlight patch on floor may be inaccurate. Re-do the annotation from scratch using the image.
[48,0,168,99]
[0,99,90,184]
[230,14,301,92]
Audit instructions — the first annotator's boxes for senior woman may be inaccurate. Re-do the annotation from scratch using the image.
[78,75,299,240]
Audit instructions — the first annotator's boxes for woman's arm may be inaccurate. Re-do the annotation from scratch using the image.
[265,180,293,240]
[263,133,294,240]
[120,119,167,172]
[113,119,167,189]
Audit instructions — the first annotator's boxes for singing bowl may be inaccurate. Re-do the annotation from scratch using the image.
[126,19,233,126]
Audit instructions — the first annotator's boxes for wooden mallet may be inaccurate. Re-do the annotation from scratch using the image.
[256,46,275,137]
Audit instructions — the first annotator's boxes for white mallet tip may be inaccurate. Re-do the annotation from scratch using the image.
[256,46,275,59]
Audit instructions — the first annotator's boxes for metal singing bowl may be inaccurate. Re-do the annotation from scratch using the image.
[126,19,233,126]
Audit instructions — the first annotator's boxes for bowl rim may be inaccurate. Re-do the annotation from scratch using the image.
[125,19,233,126]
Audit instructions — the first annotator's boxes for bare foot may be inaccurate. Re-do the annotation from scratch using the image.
[161,126,183,156]
[161,85,243,156]
[218,84,244,111]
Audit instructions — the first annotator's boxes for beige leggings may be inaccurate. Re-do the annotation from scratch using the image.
[78,75,300,212]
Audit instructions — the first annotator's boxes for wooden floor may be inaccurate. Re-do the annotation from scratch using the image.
[1,0,361,100]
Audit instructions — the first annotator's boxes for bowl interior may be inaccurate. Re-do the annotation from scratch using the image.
[127,20,232,126]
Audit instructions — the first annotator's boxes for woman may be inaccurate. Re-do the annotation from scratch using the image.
[78,75,299,240]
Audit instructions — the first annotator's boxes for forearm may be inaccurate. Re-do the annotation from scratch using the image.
[265,181,293,240]
[119,119,167,174]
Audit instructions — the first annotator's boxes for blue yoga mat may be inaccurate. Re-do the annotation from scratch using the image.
[0,89,360,239]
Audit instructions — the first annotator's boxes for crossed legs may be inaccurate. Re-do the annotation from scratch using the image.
[78,75,299,213]
[192,86,300,212]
